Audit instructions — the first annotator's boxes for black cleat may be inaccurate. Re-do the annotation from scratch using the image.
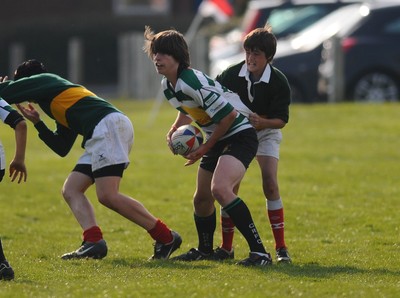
[210,247,234,261]
[0,260,14,281]
[61,239,108,260]
[237,252,272,267]
[276,247,292,263]
[171,248,212,261]
[150,231,182,260]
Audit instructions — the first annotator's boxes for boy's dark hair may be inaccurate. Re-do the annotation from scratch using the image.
[14,59,47,80]
[143,26,190,73]
[243,24,277,63]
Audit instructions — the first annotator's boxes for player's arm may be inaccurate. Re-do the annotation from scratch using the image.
[9,119,28,183]
[0,75,53,104]
[0,144,5,182]
[182,82,237,164]
[0,98,28,183]
[248,113,286,130]
[191,109,235,152]
[184,109,236,166]
[17,103,77,157]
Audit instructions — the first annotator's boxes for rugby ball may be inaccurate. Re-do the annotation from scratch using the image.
[171,125,203,156]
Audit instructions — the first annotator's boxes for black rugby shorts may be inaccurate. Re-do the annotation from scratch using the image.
[200,128,258,172]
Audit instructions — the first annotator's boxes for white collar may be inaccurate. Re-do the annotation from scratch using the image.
[239,63,271,84]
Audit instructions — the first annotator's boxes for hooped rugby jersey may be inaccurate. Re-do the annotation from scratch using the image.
[162,68,252,140]
[0,98,25,173]
[0,98,24,129]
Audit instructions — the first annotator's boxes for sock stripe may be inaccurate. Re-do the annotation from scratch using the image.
[271,222,284,229]
[222,197,242,212]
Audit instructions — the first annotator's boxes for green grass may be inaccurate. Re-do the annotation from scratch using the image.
[0,100,399,297]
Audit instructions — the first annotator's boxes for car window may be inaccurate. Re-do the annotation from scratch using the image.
[290,3,363,50]
[385,18,400,34]
[269,6,332,38]
[240,3,278,35]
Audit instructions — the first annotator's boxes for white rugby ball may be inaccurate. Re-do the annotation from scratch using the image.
[171,125,204,156]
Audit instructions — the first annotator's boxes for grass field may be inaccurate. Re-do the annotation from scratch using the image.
[0,100,399,297]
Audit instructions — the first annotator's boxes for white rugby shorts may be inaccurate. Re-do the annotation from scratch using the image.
[78,113,134,172]
[256,128,282,159]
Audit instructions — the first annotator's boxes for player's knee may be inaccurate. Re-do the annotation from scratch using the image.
[97,194,109,206]
[62,186,74,203]
[211,184,228,203]
[193,194,215,214]
[97,193,114,208]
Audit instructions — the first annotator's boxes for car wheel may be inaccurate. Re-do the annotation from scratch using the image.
[352,72,400,102]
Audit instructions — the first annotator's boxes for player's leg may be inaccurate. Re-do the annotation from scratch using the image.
[213,155,270,266]
[172,167,216,261]
[0,142,5,182]
[214,182,239,260]
[0,238,5,262]
[258,155,280,199]
[193,168,215,217]
[87,113,181,259]
[95,175,158,229]
[62,170,97,230]
[257,155,291,263]
[94,172,181,260]
[211,155,243,206]
[61,169,108,260]
[0,238,14,281]
[215,129,272,266]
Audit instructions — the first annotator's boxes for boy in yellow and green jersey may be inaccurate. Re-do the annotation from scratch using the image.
[0,60,182,261]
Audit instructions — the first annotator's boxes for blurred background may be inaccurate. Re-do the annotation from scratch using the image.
[1,0,399,103]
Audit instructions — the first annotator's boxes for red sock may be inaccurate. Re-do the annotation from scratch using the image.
[220,212,235,251]
[83,226,103,243]
[268,208,286,249]
[148,219,173,244]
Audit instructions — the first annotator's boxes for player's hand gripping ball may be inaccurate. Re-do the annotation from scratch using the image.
[171,125,204,156]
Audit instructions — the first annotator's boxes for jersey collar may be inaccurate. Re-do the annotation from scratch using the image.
[239,63,271,84]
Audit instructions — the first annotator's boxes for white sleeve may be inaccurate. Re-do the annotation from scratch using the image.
[0,141,5,171]
[0,98,13,123]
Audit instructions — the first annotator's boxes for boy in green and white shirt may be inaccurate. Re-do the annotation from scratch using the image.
[162,67,252,139]
[0,95,28,281]
[144,26,272,266]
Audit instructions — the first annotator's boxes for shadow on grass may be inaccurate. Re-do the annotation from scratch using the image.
[110,258,214,270]
[109,258,400,278]
[60,253,395,280]
[269,262,400,278]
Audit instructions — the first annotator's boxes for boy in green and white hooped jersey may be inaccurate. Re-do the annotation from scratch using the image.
[162,67,253,139]
[0,97,27,183]
[144,26,272,266]
[0,95,28,281]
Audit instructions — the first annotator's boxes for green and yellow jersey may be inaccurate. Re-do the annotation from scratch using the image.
[0,73,121,154]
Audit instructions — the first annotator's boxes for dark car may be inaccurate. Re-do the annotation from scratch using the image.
[212,3,362,102]
[271,3,366,102]
[318,2,400,102]
[209,0,361,75]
